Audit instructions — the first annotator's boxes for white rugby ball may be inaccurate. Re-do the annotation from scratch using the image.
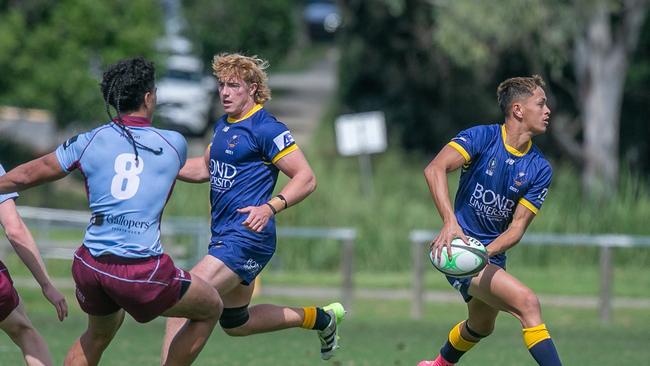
[429,236,488,278]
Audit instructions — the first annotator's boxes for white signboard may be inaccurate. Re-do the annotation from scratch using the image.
[335,111,387,156]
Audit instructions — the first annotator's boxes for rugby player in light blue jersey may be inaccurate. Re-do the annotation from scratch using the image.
[0,57,221,366]
[0,163,67,366]
[420,76,562,366]
[163,53,345,363]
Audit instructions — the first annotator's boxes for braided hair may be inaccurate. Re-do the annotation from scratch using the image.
[100,57,162,163]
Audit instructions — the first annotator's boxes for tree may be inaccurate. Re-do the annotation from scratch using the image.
[573,0,648,197]
[0,1,163,129]
[432,0,649,198]
[181,0,297,68]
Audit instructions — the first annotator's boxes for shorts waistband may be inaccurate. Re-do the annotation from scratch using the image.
[77,245,161,264]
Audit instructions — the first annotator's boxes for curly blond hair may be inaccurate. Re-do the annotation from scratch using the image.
[212,53,271,104]
[497,75,545,115]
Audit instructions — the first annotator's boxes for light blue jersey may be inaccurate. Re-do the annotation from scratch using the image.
[0,165,18,205]
[55,116,187,258]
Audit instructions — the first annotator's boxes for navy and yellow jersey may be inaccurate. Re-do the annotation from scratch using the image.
[208,104,297,247]
[449,124,552,264]
[0,164,18,204]
[55,116,187,258]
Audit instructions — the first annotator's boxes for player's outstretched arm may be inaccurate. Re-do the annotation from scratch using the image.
[484,203,536,257]
[177,146,210,183]
[424,145,469,261]
[0,199,68,321]
[0,152,67,194]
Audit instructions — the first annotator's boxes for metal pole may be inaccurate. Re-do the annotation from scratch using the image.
[599,245,613,323]
[358,153,374,197]
[411,240,424,319]
[341,238,355,314]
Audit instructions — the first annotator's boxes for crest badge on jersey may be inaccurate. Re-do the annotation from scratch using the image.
[225,134,240,155]
[273,131,295,151]
[485,157,496,176]
[514,172,527,186]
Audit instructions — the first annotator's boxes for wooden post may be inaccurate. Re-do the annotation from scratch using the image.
[599,245,613,323]
[412,240,424,319]
[341,238,354,313]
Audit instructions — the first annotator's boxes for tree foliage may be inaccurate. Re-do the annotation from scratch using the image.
[338,0,500,153]
[181,0,297,68]
[338,0,650,189]
[0,0,163,129]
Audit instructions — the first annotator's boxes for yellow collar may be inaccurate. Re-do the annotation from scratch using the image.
[501,124,531,157]
[227,104,263,123]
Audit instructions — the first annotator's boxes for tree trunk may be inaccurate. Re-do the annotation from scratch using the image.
[574,0,648,199]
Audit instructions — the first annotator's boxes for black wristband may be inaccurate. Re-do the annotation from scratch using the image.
[276,194,288,209]
[265,202,277,215]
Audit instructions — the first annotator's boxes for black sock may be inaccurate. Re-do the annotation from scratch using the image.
[314,307,331,330]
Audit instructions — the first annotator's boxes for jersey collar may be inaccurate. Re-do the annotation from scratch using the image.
[112,116,152,127]
[501,124,531,157]
[227,104,263,123]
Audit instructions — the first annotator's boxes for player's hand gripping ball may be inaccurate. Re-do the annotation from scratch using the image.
[430,236,488,278]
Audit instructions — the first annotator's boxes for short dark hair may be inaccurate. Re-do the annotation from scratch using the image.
[101,57,155,113]
[497,75,545,115]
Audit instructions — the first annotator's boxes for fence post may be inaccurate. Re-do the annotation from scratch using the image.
[341,238,355,313]
[599,245,613,323]
[411,240,424,319]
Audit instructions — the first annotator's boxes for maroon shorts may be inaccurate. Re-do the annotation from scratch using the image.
[71,245,191,323]
[0,260,20,322]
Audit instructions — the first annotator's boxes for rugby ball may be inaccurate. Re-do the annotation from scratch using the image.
[429,236,488,278]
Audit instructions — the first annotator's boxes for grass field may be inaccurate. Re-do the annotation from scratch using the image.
[1,287,649,365]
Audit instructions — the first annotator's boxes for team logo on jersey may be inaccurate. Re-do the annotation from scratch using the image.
[225,134,240,155]
[485,158,497,176]
[273,131,294,151]
[514,172,527,186]
[63,135,79,149]
[469,182,515,221]
[227,134,240,148]
[91,213,152,234]
[209,158,237,192]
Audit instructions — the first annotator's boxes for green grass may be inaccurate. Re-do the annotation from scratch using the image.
[4,249,650,299]
[1,289,649,365]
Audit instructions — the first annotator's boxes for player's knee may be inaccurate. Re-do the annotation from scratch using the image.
[515,289,541,317]
[219,305,250,336]
[84,328,115,349]
[204,292,223,320]
[2,320,35,341]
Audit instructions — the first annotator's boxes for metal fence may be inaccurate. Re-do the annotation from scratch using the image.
[409,230,650,323]
[10,206,357,310]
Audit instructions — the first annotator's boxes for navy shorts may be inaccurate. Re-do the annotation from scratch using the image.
[446,253,506,303]
[72,245,191,323]
[0,261,19,322]
[208,238,275,285]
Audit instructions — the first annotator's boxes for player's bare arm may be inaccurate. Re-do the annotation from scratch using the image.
[0,153,66,194]
[0,198,68,321]
[273,147,317,207]
[177,146,211,183]
[238,148,316,233]
[484,203,536,257]
[424,145,469,261]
